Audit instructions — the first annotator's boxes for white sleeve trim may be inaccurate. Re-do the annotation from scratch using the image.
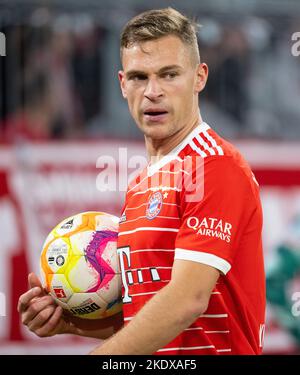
[174,248,231,275]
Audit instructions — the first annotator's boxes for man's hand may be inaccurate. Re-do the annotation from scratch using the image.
[17,273,68,337]
[18,272,124,339]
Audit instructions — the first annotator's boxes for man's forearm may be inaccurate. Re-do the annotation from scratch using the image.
[89,282,205,355]
[65,311,124,340]
[68,324,116,340]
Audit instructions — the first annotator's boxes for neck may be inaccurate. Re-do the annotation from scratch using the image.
[145,110,202,162]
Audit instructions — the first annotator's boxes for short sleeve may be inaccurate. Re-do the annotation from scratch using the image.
[175,156,256,275]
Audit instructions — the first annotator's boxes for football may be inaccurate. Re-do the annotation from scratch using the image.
[40,211,122,319]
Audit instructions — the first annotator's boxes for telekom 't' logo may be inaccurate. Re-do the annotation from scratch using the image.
[117,247,132,304]
[117,246,161,304]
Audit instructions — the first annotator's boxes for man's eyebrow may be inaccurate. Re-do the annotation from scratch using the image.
[125,65,183,79]
[125,70,147,79]
[157,65,182,73]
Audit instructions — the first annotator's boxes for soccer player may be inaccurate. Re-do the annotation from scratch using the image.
[18,8,266,355]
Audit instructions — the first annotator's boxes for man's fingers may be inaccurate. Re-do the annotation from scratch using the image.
[28,272,43,289]
[21,295,56,325]
[35,306,64,337]
[17,287,42,313]
[17,272,48,314]
[27,305,56,332]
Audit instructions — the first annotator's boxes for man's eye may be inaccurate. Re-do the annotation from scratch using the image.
[162,72,178,79]
[129,75,147,81]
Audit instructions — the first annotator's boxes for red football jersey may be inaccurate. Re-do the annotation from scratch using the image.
[117,122,266,355]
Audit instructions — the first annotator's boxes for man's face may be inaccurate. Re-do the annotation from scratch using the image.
[119,35,208,140]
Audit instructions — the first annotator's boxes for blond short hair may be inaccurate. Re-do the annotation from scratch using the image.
[120,7,200,65]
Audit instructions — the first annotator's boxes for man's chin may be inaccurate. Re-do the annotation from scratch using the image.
[141,125,170,140]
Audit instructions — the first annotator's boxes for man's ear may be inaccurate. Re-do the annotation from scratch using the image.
[195,63,208,94]
[118,71,127,99]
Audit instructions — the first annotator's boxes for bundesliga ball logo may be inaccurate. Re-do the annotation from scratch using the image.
[40,211,122,319]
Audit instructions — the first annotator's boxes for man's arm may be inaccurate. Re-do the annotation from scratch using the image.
[66,312,123,339]
[89,259,219,355]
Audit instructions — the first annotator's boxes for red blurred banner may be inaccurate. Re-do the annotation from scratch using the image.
[0,140,299,354]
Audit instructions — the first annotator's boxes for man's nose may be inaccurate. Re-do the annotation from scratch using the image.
[144,77,163,100]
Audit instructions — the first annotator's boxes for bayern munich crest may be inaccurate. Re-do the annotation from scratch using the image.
[146,191,163,220]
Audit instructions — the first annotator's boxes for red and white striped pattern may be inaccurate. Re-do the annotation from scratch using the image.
[118,122,264,355]
[190,130,224,158]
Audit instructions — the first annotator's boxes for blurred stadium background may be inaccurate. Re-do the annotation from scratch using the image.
[0,0,300,354]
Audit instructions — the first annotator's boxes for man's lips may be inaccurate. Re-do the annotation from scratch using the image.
[143,108,168,116]
[143,108,169,122]
[143,112,168,122]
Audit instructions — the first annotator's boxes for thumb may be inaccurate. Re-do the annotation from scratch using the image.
[28,272,44,292]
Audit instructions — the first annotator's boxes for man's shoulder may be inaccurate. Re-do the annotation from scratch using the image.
[182,125,251,171]
[189,125,242,158]
[181,125,258,191]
